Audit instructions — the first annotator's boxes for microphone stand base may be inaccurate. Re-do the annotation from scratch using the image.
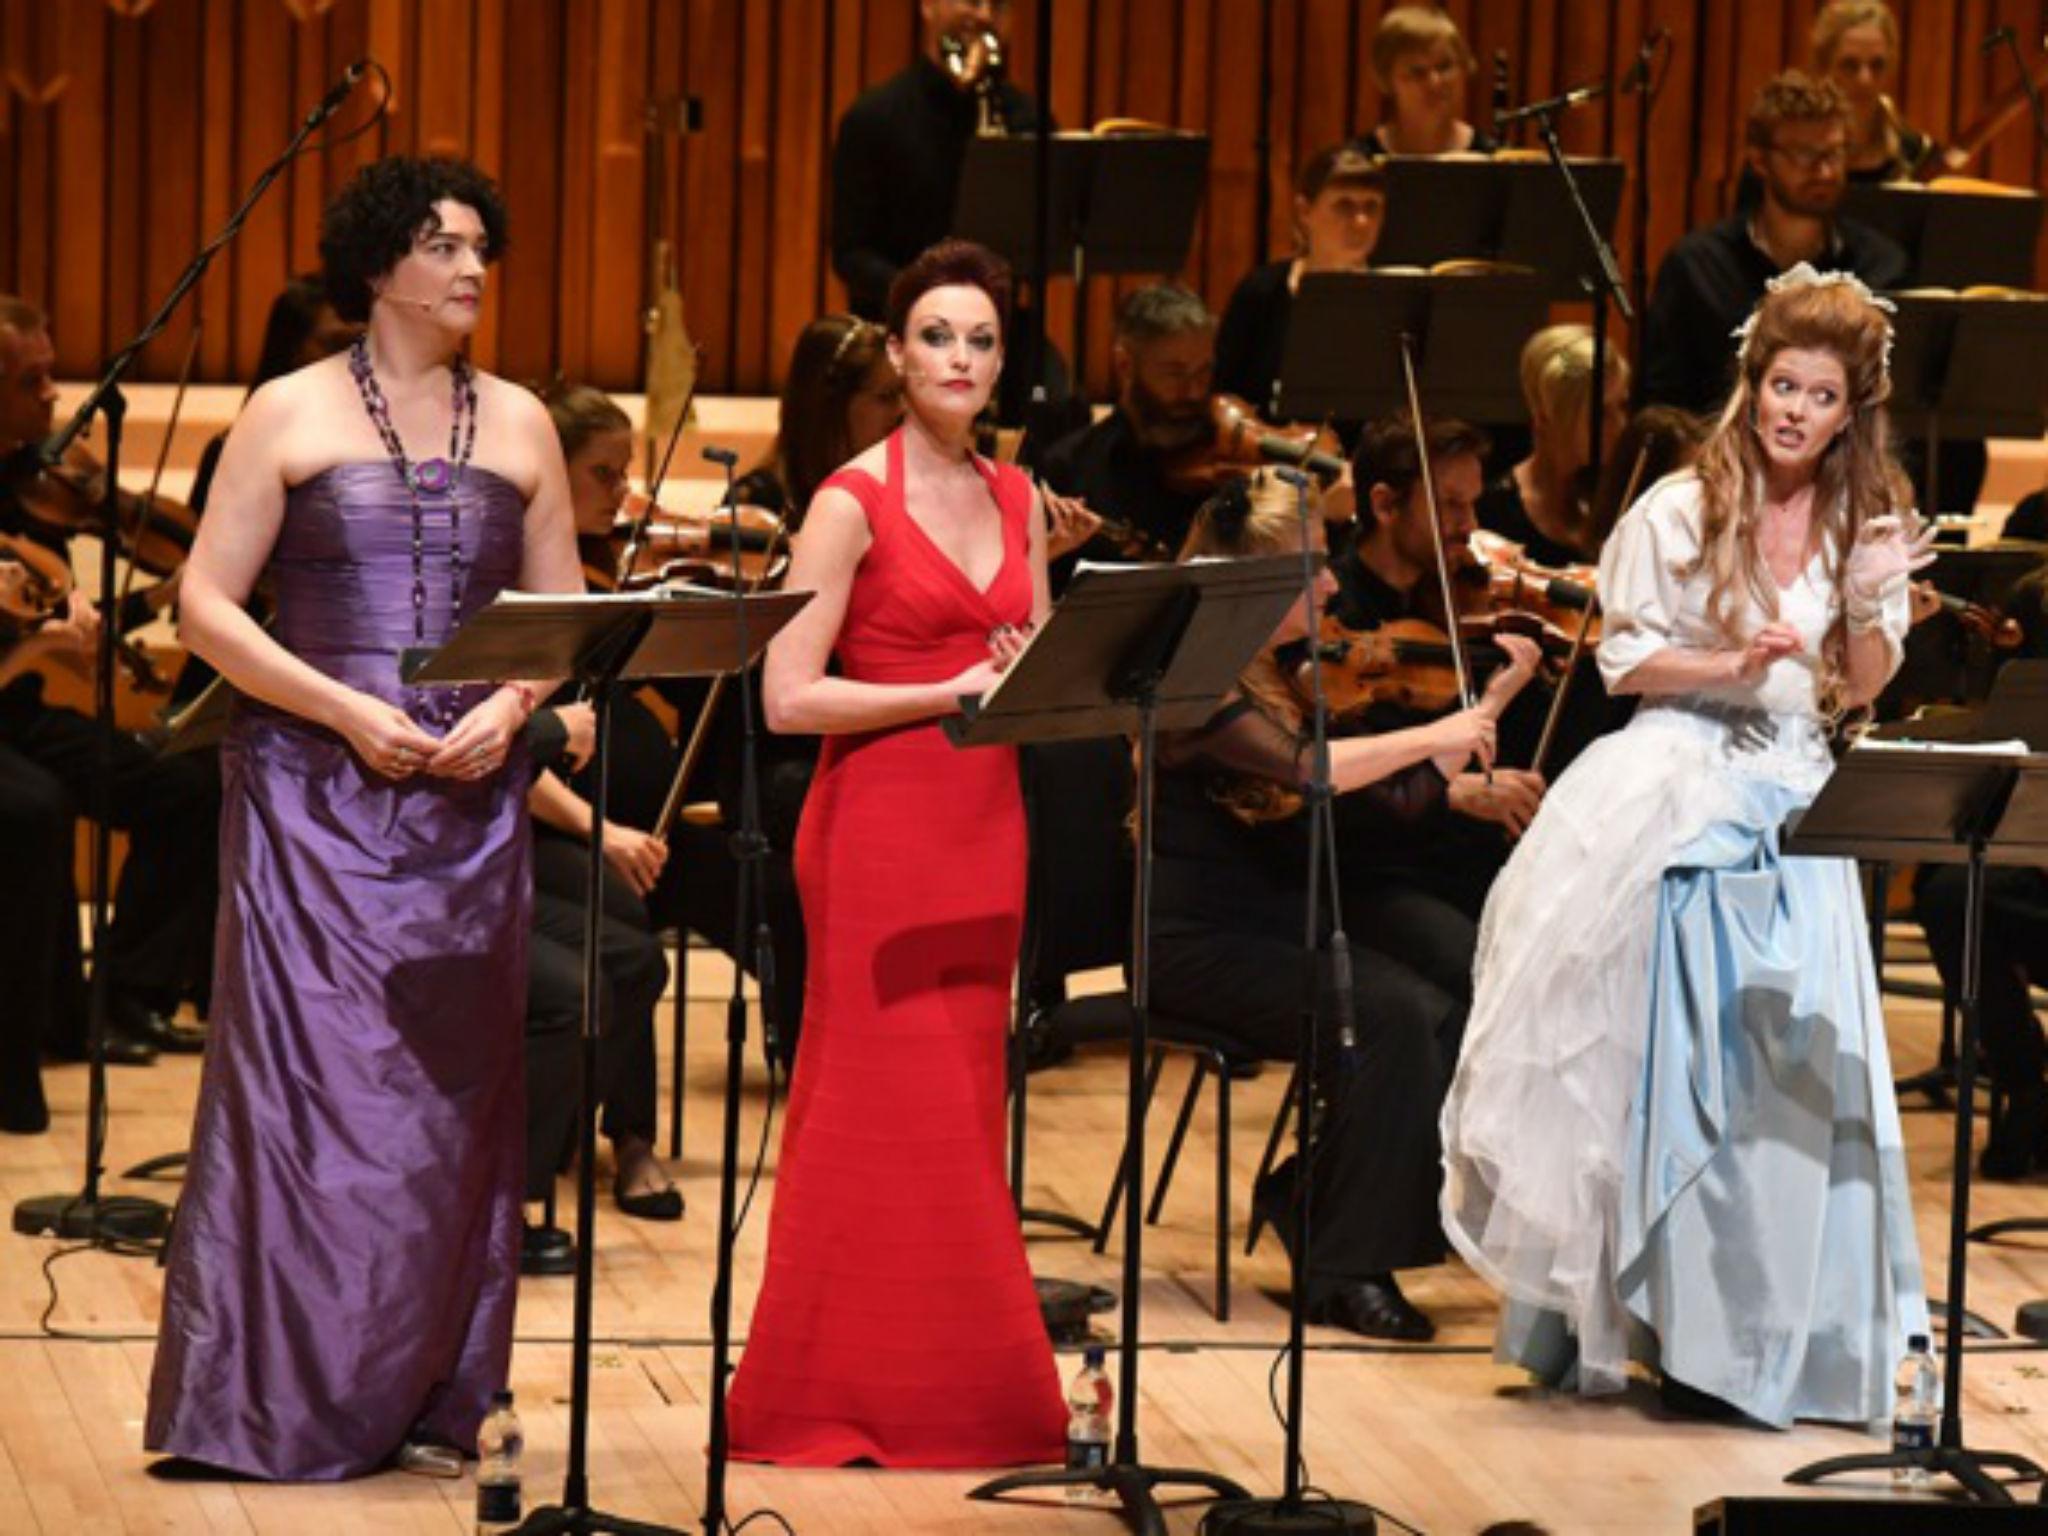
[13,1190,172,1245]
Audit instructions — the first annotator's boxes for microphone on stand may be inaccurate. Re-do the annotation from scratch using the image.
[1983,25,2015,55]
[309,57,370,128]
[1491,50,1510,141]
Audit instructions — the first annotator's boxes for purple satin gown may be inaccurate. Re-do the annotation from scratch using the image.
[146,462,532,1481]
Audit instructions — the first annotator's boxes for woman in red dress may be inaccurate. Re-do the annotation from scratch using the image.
[729,240,1065,1467]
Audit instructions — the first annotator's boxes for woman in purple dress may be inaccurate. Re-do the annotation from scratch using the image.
[145,157,581,1481]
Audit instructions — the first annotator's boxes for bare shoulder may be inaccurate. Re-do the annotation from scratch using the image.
[470,370,554,500]
[231,355,356,484]
[840,438,890,483]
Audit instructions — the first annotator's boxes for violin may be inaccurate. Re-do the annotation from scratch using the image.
[1461,530,1600,645]
[1915,581,2024,648]
[1299,611,1568,720]
[13,442,198,578]
[610,495,789,590]
[1161,394,1348,502]
[0,529,171,695]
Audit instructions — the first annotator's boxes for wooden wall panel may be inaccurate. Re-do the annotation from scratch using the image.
[6,0,2048,397]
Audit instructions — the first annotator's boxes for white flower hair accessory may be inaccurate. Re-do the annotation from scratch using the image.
[1730,262,1897,373]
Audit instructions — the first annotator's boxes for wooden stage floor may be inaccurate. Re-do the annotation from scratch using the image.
[1,948,2044,1534]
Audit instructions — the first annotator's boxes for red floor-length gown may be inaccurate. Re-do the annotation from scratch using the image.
[727,428,1067,1468]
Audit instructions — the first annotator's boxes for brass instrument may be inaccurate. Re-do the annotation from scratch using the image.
[939,25,1008,136]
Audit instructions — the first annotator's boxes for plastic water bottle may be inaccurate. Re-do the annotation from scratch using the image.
[1891,1333,1937,1488]
[476,1389,524,1533]
[1065,1345,1113,1503]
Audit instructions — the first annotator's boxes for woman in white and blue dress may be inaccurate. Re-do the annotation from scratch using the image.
[1441,266,1934,1429]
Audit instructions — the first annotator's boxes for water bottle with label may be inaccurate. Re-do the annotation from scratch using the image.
[476,1389,525,1533]
[1065,1345,1113,1503]
[1891,1333,1937,1488]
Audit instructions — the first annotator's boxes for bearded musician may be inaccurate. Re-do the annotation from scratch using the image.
[1037,284,1219,567]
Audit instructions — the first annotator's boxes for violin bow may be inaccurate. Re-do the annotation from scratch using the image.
[1530,442,1643,778]
[615,353,703,590]
[1397,333,1479,715]
[119,321,202,611]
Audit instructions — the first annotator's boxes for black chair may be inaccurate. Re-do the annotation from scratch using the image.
[1015,737,1279,1323]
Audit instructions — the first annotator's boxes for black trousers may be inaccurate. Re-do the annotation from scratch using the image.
[0,691,218,1031]
[0,740,80,1129]
[1914,863,2048,1141]
[1152,881,1474,1302]
[524,831,671,1202]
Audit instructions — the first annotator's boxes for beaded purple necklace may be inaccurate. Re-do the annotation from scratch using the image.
[347,335,479,662]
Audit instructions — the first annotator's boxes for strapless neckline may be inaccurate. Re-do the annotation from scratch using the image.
[289,460,524,498]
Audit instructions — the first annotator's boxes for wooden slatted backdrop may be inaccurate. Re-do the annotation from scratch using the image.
[4,0,2047,396]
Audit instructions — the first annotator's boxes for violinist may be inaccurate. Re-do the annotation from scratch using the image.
[516,381,677,1265]
[1328,411,1550,896]
[1350,6,1497,159]
[1476,324,1630,568]
[1641,72,1906,418]
[1214,146,1386,422]
[1913,552,2048,1180]
[1152,471,1532,1340]
[1038,284,1217,566]
[733,313,902,520]
[0,296,216,1123]
[830,0,1041,323]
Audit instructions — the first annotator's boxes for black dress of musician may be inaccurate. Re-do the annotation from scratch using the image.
[1153,473,1536,1340]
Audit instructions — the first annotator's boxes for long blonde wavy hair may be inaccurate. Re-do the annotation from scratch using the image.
[1688,275,1909,717]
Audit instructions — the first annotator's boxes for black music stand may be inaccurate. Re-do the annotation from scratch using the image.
[1374,156,1625,299]
[1276,271,1545,427]
[954,132,1210,391]
[954,557,1300,1535]
[409,585,811,1536]
[1888,296,2048,513]
[1782,715,2048,1503]
[1842,184,2044,291]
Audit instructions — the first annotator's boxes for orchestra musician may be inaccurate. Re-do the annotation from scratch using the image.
[1811,1,1940,183]
[1444,268,1933,1427]
[1351,5,1498,159]
[1326,412,1552,899]
[1476,325,1630,567]
[1641,72,1907,418]
[0,296,217,1132]
[1156,470,1536,1340]
[515,382,678,1274]
[830,0,1041,323]
[1214,145,1387,422]
[1038,284,1219,563]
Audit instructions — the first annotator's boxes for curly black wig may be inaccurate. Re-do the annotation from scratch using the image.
[318,156,508,323]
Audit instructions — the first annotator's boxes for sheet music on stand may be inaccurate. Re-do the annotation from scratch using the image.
[1887,292,2048,443]
[1373,155,1625,298]
[401,585,811,688]
[945,555,1302,746]
[1842,182,2044,290]
[1275,268,1544,426]
[952,131,1211,276]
